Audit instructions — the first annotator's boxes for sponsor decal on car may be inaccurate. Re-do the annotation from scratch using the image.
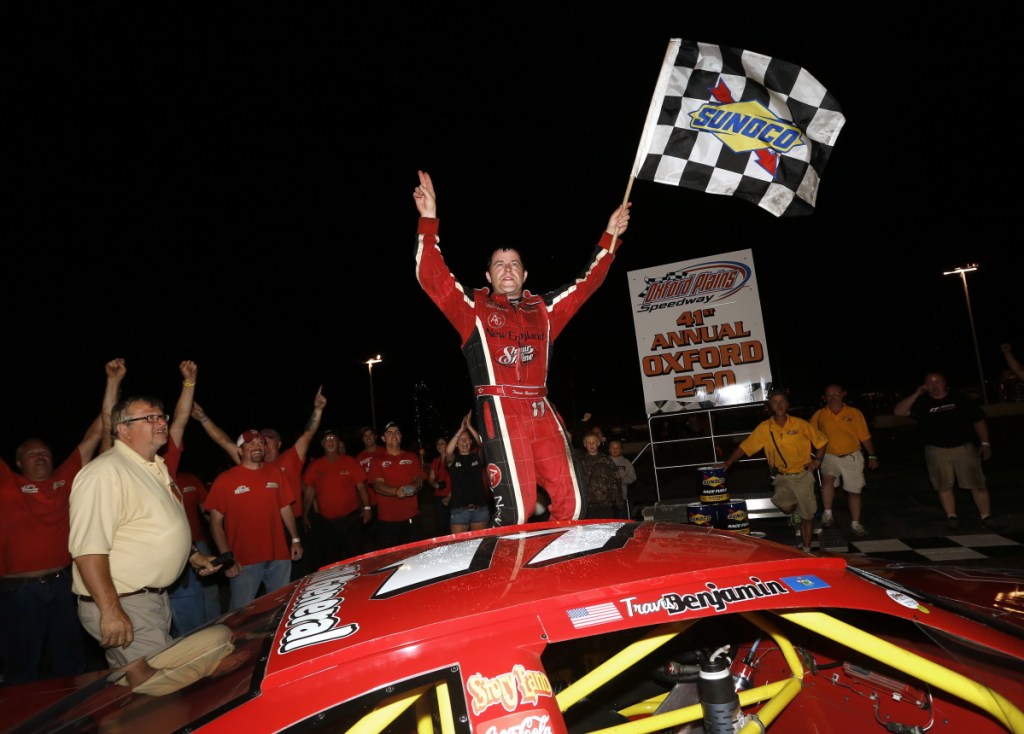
[466,665,553,715]
[622,576,793,617]
[278,565,360,653]
[478,709,554,734]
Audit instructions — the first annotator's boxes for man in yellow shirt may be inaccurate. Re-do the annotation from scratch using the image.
[723,391,828,552]
[810,384,877,537]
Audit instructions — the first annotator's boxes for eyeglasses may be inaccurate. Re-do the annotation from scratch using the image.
[122,413,170,425]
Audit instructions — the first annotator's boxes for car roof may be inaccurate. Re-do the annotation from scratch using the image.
[261,520,1024,692]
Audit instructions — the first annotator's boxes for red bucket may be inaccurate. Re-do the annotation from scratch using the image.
[697,465,729,503]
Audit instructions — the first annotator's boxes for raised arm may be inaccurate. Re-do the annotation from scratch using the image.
[446,411,480,459]
[100,358,127,454]
[605,202,631,251]
[78,414,104,464]
[290,387,326,462]
[169,360,198,449]
[463,413,482,446]
[1002,343,1024,380]
[191,401,241,465]
[893,386,926,417]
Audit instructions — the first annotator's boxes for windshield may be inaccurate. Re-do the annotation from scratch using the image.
[8,587,289,734]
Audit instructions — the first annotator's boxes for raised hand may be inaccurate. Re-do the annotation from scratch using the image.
[413,170,437,218]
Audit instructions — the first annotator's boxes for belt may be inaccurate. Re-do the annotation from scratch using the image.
[453,504,484,511]
[834,452,859,458]
[775,469,806,476]
[0,567,69,587]
[476,385,547,399]
[78,587,168,603]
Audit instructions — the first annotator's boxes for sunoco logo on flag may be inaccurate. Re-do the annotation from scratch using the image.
[631,39,845,217]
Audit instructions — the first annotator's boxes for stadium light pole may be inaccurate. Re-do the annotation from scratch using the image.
[365,355,383,429]
[942,264,988,406]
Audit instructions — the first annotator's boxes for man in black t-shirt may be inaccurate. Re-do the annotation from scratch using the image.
[893,372,993,531]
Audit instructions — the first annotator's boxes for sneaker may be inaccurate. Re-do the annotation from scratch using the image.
[980,515,996,530]
[945,515,960,532]
[850,521,867,537]
[821,510,834,528]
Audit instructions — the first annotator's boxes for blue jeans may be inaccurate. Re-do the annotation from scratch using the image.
[449,505,490,527]
[0,569,87,684]
[227,560,291,610]
[169,540,221,636]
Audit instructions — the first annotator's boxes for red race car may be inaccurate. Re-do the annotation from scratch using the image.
[3,520,1023,733]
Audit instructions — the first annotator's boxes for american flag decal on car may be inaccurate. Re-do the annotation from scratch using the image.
[566,602,623,629]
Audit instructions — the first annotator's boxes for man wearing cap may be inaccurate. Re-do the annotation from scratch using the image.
[367,422,423,549]
[190,386,326,579]
[69,394,220,667]
[413,169,631,526]
[302,429,372,567]
[205,430,303,610]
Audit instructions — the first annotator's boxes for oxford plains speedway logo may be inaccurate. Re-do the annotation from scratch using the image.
[637,260,751,313]
[689,79,805,178]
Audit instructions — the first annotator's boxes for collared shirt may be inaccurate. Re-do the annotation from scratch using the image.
[69,441,191,595]
[810,404,871,456]
[0,452,83,575]
[738,415,828,471]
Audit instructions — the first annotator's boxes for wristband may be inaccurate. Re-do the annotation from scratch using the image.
[363,506,372,510]
[199,417,209,424]
[183,381,196,387]
[868,455,877,460]
[291,538,301,543]
[981,442,991,446]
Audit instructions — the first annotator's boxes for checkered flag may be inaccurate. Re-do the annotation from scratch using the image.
[631,39,845,217]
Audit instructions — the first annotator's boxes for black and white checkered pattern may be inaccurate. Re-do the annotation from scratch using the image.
[631,39,845,217]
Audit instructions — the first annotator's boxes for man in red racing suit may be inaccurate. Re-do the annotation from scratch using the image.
[413,170,631,526]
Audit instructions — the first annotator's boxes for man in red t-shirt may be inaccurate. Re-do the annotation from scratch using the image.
[302,429,372,568]
[368,422,423,550]
[0,417,104,684]
[356,425,387,552]
[206,430,303,611]
[356,426,388,483]
[191,386,325,580]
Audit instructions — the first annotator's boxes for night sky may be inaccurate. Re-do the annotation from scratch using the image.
[4,7,1015,478]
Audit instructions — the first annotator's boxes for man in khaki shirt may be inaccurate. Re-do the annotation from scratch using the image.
[70,395,218,667]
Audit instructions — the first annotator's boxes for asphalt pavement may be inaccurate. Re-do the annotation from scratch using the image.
[628,409,1024,565]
